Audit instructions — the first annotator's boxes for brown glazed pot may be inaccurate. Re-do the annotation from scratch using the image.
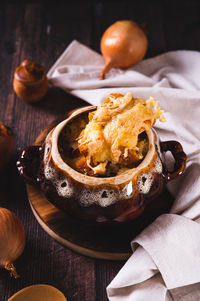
[17,106,187,225]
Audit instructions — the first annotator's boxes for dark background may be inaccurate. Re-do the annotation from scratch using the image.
[0,1,200,300]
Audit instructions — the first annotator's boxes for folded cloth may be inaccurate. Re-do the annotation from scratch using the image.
[48,40,200,301]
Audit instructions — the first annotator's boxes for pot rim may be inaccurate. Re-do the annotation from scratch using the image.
[50,106,158,186]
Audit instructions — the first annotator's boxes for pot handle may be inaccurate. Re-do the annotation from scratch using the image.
[16,145,42,184]
[160,140,187,181]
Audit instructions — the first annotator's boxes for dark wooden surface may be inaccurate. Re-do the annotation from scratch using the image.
[0,1,200,300]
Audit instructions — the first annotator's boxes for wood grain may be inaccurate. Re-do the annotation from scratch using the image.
[0,1,199,300]
[27,185,131,260]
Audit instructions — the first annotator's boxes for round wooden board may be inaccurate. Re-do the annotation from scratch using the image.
[27,116,174,261]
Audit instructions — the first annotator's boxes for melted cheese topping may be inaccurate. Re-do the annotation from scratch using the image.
[78,92,165,175]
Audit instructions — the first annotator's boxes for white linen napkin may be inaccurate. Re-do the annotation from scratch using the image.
[48,40,200,301]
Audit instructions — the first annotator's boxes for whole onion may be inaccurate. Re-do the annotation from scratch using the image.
[0,123,15,172]
[100,20,148,79]
[0,208,26,278]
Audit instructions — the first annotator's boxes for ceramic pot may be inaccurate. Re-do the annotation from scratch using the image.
[17,106,187,224]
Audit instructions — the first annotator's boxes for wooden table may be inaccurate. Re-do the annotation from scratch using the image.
[0,1,200,300]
